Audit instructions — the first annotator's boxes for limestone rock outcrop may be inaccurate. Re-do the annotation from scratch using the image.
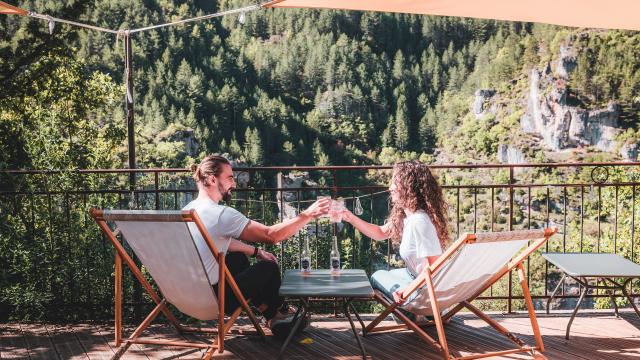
[520,67,621,152]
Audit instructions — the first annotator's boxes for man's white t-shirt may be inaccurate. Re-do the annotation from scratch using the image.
[183,198,250,285]
[398,210,443,276]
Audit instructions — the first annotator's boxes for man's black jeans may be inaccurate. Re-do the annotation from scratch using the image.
[214,252,284,320]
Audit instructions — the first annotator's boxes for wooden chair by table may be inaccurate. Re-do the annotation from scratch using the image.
[90,208,265,360]
[365,228,557,360]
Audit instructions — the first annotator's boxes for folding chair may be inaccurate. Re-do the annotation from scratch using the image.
[90,208,266,360]
[364,227,557,360]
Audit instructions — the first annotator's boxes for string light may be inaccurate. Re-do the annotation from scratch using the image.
[10,2,264,36]
[47,15,54,34]
[233,189,390,205]
[354,197,364,215]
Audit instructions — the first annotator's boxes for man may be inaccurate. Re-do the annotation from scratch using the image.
[183,154,330,338]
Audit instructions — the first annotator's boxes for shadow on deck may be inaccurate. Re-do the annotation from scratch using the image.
[2,310,640,359]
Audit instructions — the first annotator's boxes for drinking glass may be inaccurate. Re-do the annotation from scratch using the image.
[317,195,330,218]
[329,198,344,223]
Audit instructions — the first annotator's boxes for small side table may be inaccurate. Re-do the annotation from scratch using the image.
[278,269,374,359]
[543,253,640,339]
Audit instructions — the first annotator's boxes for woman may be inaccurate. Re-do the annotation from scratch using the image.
[342,160,449,305]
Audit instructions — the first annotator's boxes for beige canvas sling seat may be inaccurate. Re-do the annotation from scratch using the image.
[90,208,266,360]
[364,227,557,360]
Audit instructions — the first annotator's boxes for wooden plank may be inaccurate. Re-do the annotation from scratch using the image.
[458,313,633,360]
[446,320,536,359]
[0,323,31,359]
[146,324,206,360]
[70,324,114,360]
[131,324,181,359]
[175,324,210,359]
[451,315,565,358]
[490,313,640,359]
[93,323,148,360]
[185,317,267,360]
[42,324,88,360]
[4,311,640,359]
[289,316,364,359]
[311,314,442,359]
[19,323,59,360]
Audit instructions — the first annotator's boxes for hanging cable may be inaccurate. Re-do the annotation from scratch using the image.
[25,2,265,36]
[28,12,119,34]
[129,3,261,34]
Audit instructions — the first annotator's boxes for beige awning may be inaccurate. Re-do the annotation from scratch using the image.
[0,1,27,15]
[264,0,640,31]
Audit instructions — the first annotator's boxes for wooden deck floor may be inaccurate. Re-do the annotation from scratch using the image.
[2,310,640,359]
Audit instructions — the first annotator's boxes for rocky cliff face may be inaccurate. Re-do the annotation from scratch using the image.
[473,89,496,119]
[496,144,525,164]
[157,125,200,157]
[520,45,627,156]
[277,172,319,219]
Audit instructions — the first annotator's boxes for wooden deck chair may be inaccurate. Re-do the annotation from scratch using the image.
[90,208,266,360]
[364,227,557,360]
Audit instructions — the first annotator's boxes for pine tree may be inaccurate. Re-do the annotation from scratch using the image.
[395,95,410,150]
[229,133,242,159]
[419,107,437,153]
[392,50,405,81]
[313,138,330,166]
[244,128,264,165]
[382,116,396,147]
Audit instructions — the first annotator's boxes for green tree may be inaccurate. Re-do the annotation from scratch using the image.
[244,127,264,165]
[395,95,410,150]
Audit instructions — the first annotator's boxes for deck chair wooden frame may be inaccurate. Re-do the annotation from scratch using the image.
[364,227,557,360]
[90,208,266,360]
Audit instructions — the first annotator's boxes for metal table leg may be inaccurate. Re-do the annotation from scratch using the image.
[566,282,588,340]
[278,298,308,359]
[350,302,366,335]
[621,278,640,318]
[608,289,621,318]
[343,298,367,359]
[547,274,566,314]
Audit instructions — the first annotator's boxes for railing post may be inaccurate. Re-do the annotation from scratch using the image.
[456,187,460,238]
[473,188,477,233]
[580,186,584,252]
[332,170,338,240]
[544,186,550,298]
[277,172,285,263]
[508,166,514,313]
[508,167,514,231]
[598,185,602,252]
[491,187,495,232]
[614,185,618,253]
[115,253,122,346]
[154,171,160,210]
[633,186,636,262]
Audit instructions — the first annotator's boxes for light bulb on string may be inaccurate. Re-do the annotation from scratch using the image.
[47,16,55,34]
[354,197,364,215]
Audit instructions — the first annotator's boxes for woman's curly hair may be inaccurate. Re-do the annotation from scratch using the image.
[386,160,449,249]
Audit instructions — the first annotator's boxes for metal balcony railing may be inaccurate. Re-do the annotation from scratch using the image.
[2,162,640,318]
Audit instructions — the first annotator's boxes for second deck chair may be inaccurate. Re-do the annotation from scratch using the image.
[90,208,266,360]
[364,227,557,360]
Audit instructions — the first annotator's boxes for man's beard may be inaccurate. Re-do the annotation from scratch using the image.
[219,184,233,203]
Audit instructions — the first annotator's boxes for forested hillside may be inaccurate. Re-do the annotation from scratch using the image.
[2,0,640,320]
[2,0,639,171]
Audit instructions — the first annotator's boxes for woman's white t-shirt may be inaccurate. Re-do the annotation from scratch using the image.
[398,210,443,276]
